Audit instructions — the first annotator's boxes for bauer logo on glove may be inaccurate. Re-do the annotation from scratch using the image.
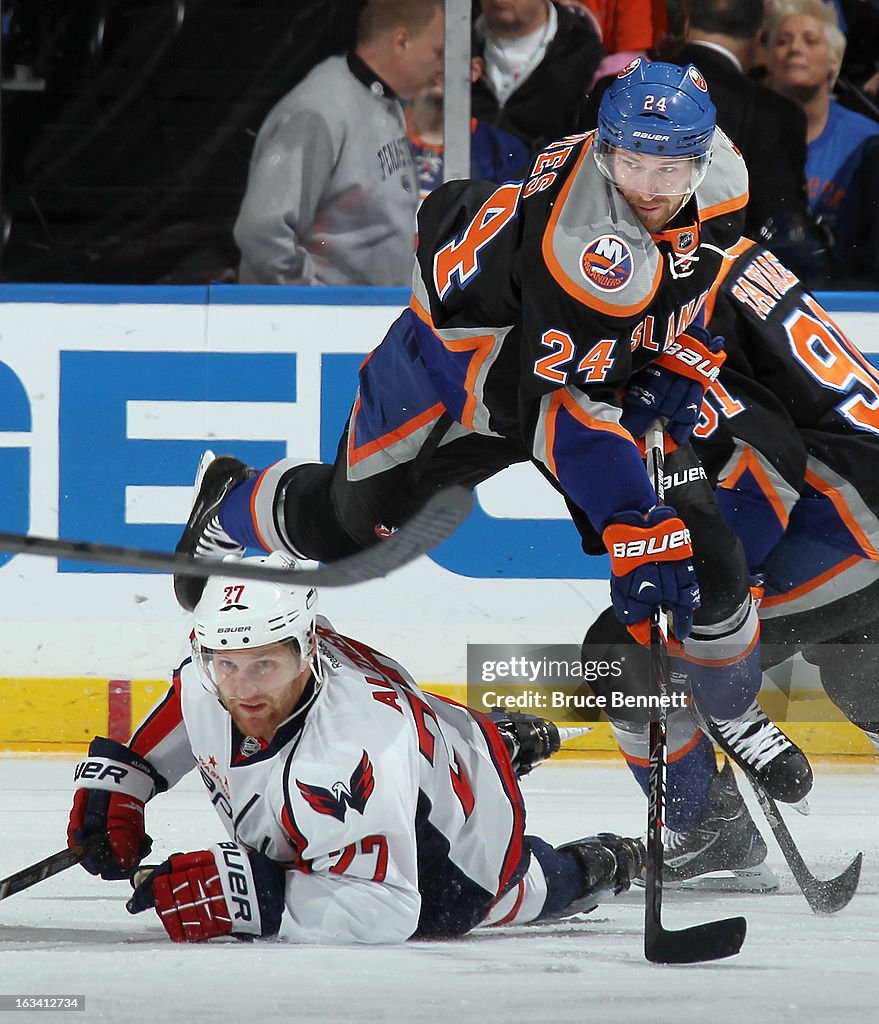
[126,842,286,943]
[608,524,692,562]
[621,325,725,445]
[602,506,701,644]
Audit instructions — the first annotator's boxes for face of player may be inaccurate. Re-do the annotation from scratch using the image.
[394,6,446,100]
[211,640,312,741]
[611,150,693,232]
[769,15,838,98]
[480,0,548,39]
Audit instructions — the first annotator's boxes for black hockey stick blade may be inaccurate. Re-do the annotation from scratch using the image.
[639,419,747,966]
[646,914,747,965]
[748,776,863,914]
[0,486,473,588]
[0,842,93,901]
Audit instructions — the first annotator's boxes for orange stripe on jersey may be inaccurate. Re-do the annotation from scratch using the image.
[699,189,749,224]
[760,555,863,608]
[541,136,664,317]
[409,292,433,324]
[249,466,274,552]
[805,468,879,560]
[670,628,760,668]
[347,394,447,468]
[542,389,633,478]
[720,447,791,531]
[700,236,754,323]
[409,294,496,431]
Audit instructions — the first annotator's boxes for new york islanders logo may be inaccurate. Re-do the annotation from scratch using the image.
[688,66,708,92]
[580,235,634,291]
[617,56,643,78]
[296,750,375,822]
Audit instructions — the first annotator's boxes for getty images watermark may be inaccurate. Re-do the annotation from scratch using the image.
[466,643,690,723]
[468,642,871,724]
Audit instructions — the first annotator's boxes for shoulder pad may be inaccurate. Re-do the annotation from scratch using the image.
[696,128,748,222]
[541,138,662,316]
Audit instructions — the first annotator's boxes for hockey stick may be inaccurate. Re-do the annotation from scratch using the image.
[703,738,863,914]
[0,838,103,901]
[643,424,746,963]
[748,776,862,914]
[0,486,473,588]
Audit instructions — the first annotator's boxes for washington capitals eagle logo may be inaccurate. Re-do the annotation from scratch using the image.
[296,751,375,821]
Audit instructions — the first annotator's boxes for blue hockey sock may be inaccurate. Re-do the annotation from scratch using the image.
[218,475,268,552]
[626,731,718,832]
[680,642,763,720]
[527,835,589,917]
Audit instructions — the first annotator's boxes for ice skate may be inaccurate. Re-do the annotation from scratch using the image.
[707,699,813,803]
[173,450,257,611]
[552,833,645,915]
[663,759,778,893]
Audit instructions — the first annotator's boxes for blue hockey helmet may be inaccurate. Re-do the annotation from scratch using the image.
[595,58,716,196]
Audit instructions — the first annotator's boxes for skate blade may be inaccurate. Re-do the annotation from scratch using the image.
[632,861,779,893]
[669,862,780,893]
[790,797,810,816]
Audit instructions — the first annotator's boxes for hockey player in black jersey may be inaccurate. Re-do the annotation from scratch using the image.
[585,239,879,886]
[173,62,775,885]
[699,241,879,753]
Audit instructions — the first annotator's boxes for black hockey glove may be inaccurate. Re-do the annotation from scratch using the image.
[488,709,561,777]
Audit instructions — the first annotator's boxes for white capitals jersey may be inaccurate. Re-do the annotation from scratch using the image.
[129,617,529,944]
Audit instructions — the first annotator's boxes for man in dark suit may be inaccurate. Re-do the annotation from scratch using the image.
[671,0,832,286]
[472,0,605,154]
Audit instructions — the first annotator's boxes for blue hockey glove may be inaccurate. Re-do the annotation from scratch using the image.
[602,506,700,644]
[621,325,725,445]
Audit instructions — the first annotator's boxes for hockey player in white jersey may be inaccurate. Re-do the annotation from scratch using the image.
[68,554,644,944]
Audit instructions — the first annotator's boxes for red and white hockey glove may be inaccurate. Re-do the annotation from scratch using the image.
[68,737,161,880]
[126,842,286,943]
[621,325,725,445]
[602,506,700,644]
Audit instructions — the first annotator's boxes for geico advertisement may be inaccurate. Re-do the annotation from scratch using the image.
[0,287,606,681]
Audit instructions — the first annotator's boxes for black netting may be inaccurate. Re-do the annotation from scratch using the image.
[1,0,364,283]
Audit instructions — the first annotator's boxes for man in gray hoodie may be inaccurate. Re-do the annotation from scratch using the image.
[235,0,445,286]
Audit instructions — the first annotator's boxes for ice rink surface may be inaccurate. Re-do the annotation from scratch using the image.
[0,756,876,1024]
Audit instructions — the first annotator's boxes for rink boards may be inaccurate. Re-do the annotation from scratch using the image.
[0,284,877,754]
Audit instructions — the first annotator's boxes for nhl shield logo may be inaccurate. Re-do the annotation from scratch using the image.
[580,235,634,291]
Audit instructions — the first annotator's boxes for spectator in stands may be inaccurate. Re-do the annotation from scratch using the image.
[471,0,605,153]
[405,32,530,204]
[579,0,669,84]
[766,0,879,285]
[670,0,832,287]
[833,0,879,104]
[233,0,444,286]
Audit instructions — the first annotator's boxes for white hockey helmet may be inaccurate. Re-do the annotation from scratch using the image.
[191,552,321,691]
